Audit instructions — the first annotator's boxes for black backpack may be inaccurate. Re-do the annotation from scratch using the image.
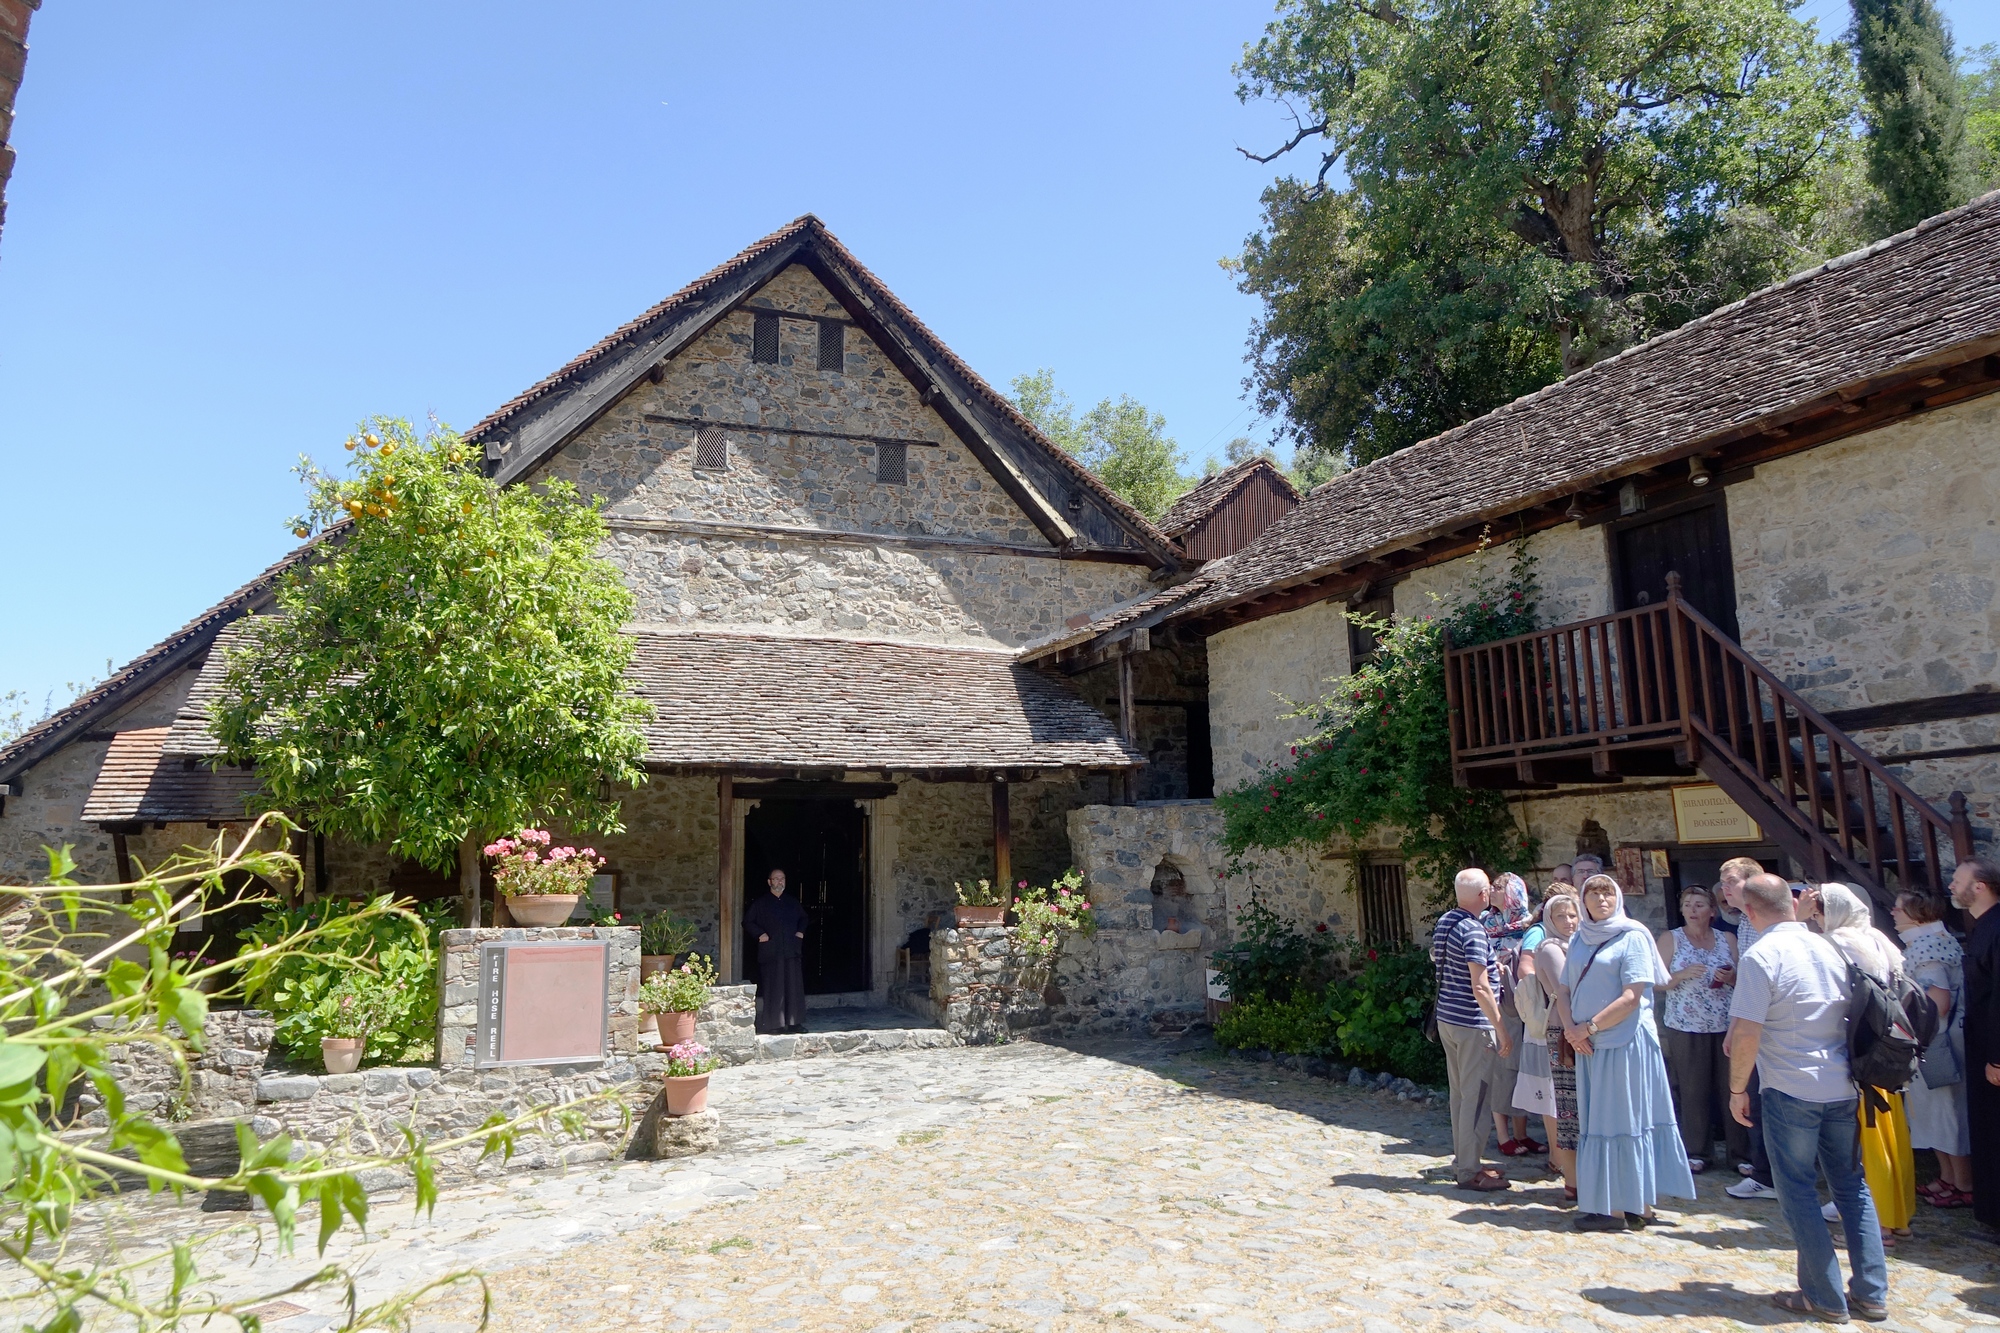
[1845,961,1940,1112]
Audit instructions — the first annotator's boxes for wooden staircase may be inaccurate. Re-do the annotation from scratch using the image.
[1444,574,1972,908]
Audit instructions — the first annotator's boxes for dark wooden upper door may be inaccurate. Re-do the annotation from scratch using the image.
[1614,500,1740,639]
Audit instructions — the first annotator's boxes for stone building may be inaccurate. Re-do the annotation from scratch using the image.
[9,196,2000,1039]
[1042,190,2000,942]
[0,218,1236,1016]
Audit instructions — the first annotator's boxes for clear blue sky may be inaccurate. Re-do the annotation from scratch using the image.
[3,0,1996,712]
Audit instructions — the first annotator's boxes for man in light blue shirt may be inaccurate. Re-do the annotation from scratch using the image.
[1727,873,1886,1323]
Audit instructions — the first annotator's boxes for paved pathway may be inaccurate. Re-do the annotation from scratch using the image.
[66,1039,2000,1331]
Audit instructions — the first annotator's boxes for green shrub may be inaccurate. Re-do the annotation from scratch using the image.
[1213,936,1447,1086]
[239,895,456,1064]
[1208,898,1333,1006]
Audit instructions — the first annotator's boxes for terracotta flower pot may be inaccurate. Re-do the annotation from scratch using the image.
[656,1010,698,1045]
[663,1073,710,1115]
[955,904,1006,927]
[640,954,678,981]
[321,1037,364,1075]
[504,893,580,927]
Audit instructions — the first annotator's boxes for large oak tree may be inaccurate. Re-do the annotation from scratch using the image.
[1234,0,1862,466]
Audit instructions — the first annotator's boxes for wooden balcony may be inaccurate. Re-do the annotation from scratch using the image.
[1444,575,1971,905]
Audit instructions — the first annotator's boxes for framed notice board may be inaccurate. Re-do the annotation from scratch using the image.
[476,940,610,1068]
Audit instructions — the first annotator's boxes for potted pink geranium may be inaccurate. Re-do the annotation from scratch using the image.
[662,1040,719,1115]
[484,829,603,927]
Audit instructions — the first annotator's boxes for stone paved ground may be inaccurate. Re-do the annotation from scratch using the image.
[58,1039,2000,1332]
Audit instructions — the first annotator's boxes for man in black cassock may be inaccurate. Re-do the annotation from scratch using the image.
[745,867,808,1035]
[1953,856,2000,1230]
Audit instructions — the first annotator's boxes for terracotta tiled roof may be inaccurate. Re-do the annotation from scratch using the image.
[1157,457,1299,538]
[166,622,1142,774]
[1172,190,2000,621]
[465,215,1177,561]
[79,728,260,825]
[0,528,342,783]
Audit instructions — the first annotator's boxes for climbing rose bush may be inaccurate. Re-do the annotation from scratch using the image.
[485,829,603,897]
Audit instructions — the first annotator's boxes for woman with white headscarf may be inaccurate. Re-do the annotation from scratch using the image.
[1556,874,1696,1231]
[1816,882,1918,1241]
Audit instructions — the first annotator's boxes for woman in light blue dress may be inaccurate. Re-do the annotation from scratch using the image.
[1557,875,1697,1231]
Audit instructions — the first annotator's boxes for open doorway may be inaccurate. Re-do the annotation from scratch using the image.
[742,797,870,995]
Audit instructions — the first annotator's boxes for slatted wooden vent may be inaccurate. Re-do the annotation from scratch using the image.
[752,312,780,364]
[817,320,845,372]
[694,425,727,471]
[1359,861,1410,946]
[876,441,907,485]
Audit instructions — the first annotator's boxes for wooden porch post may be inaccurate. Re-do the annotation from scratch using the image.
[459,833,481,928]
[111,830,133,888]
[991,778,1012,899]
[1118,652,1137,805]
[717,774,736,981]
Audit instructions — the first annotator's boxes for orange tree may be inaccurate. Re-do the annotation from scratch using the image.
[1218,540,1540,895]
[214,418,648,901]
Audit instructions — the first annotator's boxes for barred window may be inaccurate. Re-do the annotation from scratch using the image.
[1358,861,1410,947]
[876,441,907,485]
[694,425,727,471]
[817,320,845,372]
[752,312,779,364]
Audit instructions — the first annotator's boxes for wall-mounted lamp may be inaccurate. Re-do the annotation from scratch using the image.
[1688,455,1712,487]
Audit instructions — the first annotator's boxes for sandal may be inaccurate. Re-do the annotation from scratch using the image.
[1563,1185,1579,1202]
[1770,1291,1846,1322]
[1456,1168,1511,1192]
[1927,1186,1973,1209]
[1497,1139,1533,1157]
[1688,1158,1706,1175]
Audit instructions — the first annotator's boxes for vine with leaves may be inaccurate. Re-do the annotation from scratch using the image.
[1218,539,1542,894]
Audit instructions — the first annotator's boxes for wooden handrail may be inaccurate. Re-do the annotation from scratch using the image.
[1444,575,1971,903]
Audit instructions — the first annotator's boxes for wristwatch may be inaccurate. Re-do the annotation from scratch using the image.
[1586,1019,1600,1037]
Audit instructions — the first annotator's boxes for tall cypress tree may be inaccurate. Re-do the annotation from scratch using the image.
[1854,0,1975,236]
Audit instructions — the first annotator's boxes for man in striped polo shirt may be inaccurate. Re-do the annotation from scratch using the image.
[1433,867,1511,1190]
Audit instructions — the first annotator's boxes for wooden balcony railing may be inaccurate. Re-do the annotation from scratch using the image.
[1445,574,1972,902]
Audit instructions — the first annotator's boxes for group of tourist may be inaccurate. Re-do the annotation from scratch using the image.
[1430,852,2000,1324]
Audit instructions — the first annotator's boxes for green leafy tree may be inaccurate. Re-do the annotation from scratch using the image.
[1218,541,1542,891]
[0,817,611,1328]
[1854,0,1976,235]
[1009,369,1192,518]
[214,418,649,899]
[1234,0,1861,466]
[1957,43,2000,188]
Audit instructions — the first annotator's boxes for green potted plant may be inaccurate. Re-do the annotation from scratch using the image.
[639,953,716,1046]
[484,830,604,927]
[1010,870,1098,982]
[953,878,1006,928]
[319,973,392,1074]
[661,1039,720,1115]
[639,911,700,980]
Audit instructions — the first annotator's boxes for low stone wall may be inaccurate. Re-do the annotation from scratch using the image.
[254,1059,655,1178]
[74,1008,276,1127]
[929,923,1051,1043]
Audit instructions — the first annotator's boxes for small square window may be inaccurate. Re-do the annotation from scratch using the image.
[752,312,779,364]
[1347,594,1395,668]
[694,425,727,471]
[877,441,907,485]
[817,320,845,372]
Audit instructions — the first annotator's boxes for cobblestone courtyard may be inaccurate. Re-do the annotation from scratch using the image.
[79,1039,2000,1332]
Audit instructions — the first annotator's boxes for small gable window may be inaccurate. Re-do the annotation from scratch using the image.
[876,441,907,486]
[694,425,728,471]
[751,312,780,364]
[817,320,845,372]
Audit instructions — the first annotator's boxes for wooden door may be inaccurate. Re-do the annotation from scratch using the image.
[743,798,870,995]
[1614,499,1740,639]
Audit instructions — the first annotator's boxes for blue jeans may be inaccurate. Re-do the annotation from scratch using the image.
[1760,1088,1888,1314]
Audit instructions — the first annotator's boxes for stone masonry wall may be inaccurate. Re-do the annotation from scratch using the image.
[437,925,642,1068]
[1206,599,1351,795]
[537,261,1153,648]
